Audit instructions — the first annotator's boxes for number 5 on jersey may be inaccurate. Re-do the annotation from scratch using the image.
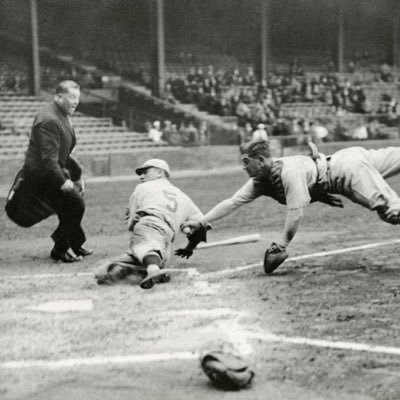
[162,190,178,213]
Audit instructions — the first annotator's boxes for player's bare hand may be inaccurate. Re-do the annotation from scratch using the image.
[60,179,74,192]
[183,220,202,230]
[174,248,193,259]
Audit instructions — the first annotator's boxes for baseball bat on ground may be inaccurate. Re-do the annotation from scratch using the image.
[197,233,261,250]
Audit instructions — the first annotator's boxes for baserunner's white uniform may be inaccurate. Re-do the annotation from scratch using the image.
[126,178,204,264]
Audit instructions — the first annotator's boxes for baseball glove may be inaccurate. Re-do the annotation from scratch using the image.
[175,223,210,259]
[200,349,255,391]
[263,242,288,274]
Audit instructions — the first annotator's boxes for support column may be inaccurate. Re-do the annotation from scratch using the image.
[30,0,41,96]
[336,0,344,73]
[391,0,400,67]
[149,0,165,98]
[260,0,271,81]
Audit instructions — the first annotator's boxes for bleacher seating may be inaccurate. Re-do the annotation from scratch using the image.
[0,94,167,158]
[280,103,335,119]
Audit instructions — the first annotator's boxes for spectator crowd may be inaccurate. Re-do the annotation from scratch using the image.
[163,59,400,144]
[145,119,210,147]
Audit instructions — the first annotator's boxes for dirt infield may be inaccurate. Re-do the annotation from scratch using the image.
[1,171,400,400]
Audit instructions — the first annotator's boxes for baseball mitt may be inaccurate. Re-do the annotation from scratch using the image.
[200,349,255,391]
[263,242,288,274]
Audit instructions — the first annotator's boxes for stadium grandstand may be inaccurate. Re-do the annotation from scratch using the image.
[0,0,400,182]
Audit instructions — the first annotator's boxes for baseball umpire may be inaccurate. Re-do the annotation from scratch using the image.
[183,140,400,273]
[5,80,92,263]
[95,158,209,289]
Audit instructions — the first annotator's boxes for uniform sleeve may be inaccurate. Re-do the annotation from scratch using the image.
[35,120,66,188]
[128,187,140,214]
[282,168,311,210]
[281,207,304,246]
[231,179,260,205]
[182,196,204,222]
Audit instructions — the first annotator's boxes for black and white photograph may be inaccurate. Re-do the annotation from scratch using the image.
[1,0,400,399]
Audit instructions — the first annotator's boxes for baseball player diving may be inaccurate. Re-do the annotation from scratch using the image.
[183,140,400,273]
[95,158,209,289]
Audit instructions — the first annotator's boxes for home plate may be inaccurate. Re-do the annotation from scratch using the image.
[26,299,93,313]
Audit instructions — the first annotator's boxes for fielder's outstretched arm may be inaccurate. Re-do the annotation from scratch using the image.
[281,207,304,247]
[200,198,243,225]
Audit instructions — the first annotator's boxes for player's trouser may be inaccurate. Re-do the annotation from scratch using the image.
[23,169,86,251]
[129,215,174,263]
[329,146,400,223]
[94,215,174,284]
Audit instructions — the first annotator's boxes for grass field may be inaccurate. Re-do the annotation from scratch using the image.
[1,170,400,400]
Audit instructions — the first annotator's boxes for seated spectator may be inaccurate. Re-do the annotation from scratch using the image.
[388,97,400,126]
[333,121,352,141]
[289,58,303,76]
[235,100,251,125]
[379,62,393,83]
[250,101,267,124]
[162,83,177,104]
[198,121,210,145]
[214,97,231,116]
[290,118,302,136]
[237,122,253,145]
[252,123,268,141]
[310,122,329,144]
[271,119,291,136]
[367,119,380,139]
[350,84,368,113]
[162,120,172,142]
[148,121,163,143]
[81,70,97,89]
[181,121,199,146]
[144,120,152,133]
[347,59,356,73]
[352,125,369,140]
[167,123,182,146]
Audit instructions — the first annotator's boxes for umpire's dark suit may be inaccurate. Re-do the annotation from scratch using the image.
[22,101,86,253]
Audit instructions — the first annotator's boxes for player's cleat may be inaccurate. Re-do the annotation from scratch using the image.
[95,262,136,285]
[50,248,80,263]
[139,269,171,290]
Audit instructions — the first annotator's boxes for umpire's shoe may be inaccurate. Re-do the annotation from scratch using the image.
[73,246,94,257]
[50,248,80,263]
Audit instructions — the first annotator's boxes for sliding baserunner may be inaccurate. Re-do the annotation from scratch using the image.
[95,159,209,289]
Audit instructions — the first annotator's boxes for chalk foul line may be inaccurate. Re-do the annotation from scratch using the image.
[0,352,199,369]
[209,238,400,276]
[245,330,400,356]
[2,329,400,370]
[4,238,400,281]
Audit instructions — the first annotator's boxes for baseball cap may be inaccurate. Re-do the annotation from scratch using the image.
[135,159,171,177]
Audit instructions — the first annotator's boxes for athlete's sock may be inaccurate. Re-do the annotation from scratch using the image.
[143,254,162,276]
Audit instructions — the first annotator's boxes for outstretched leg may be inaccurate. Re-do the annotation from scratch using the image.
[331,147,400,224]
[139,253,171,289]
[95,252,145,284]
